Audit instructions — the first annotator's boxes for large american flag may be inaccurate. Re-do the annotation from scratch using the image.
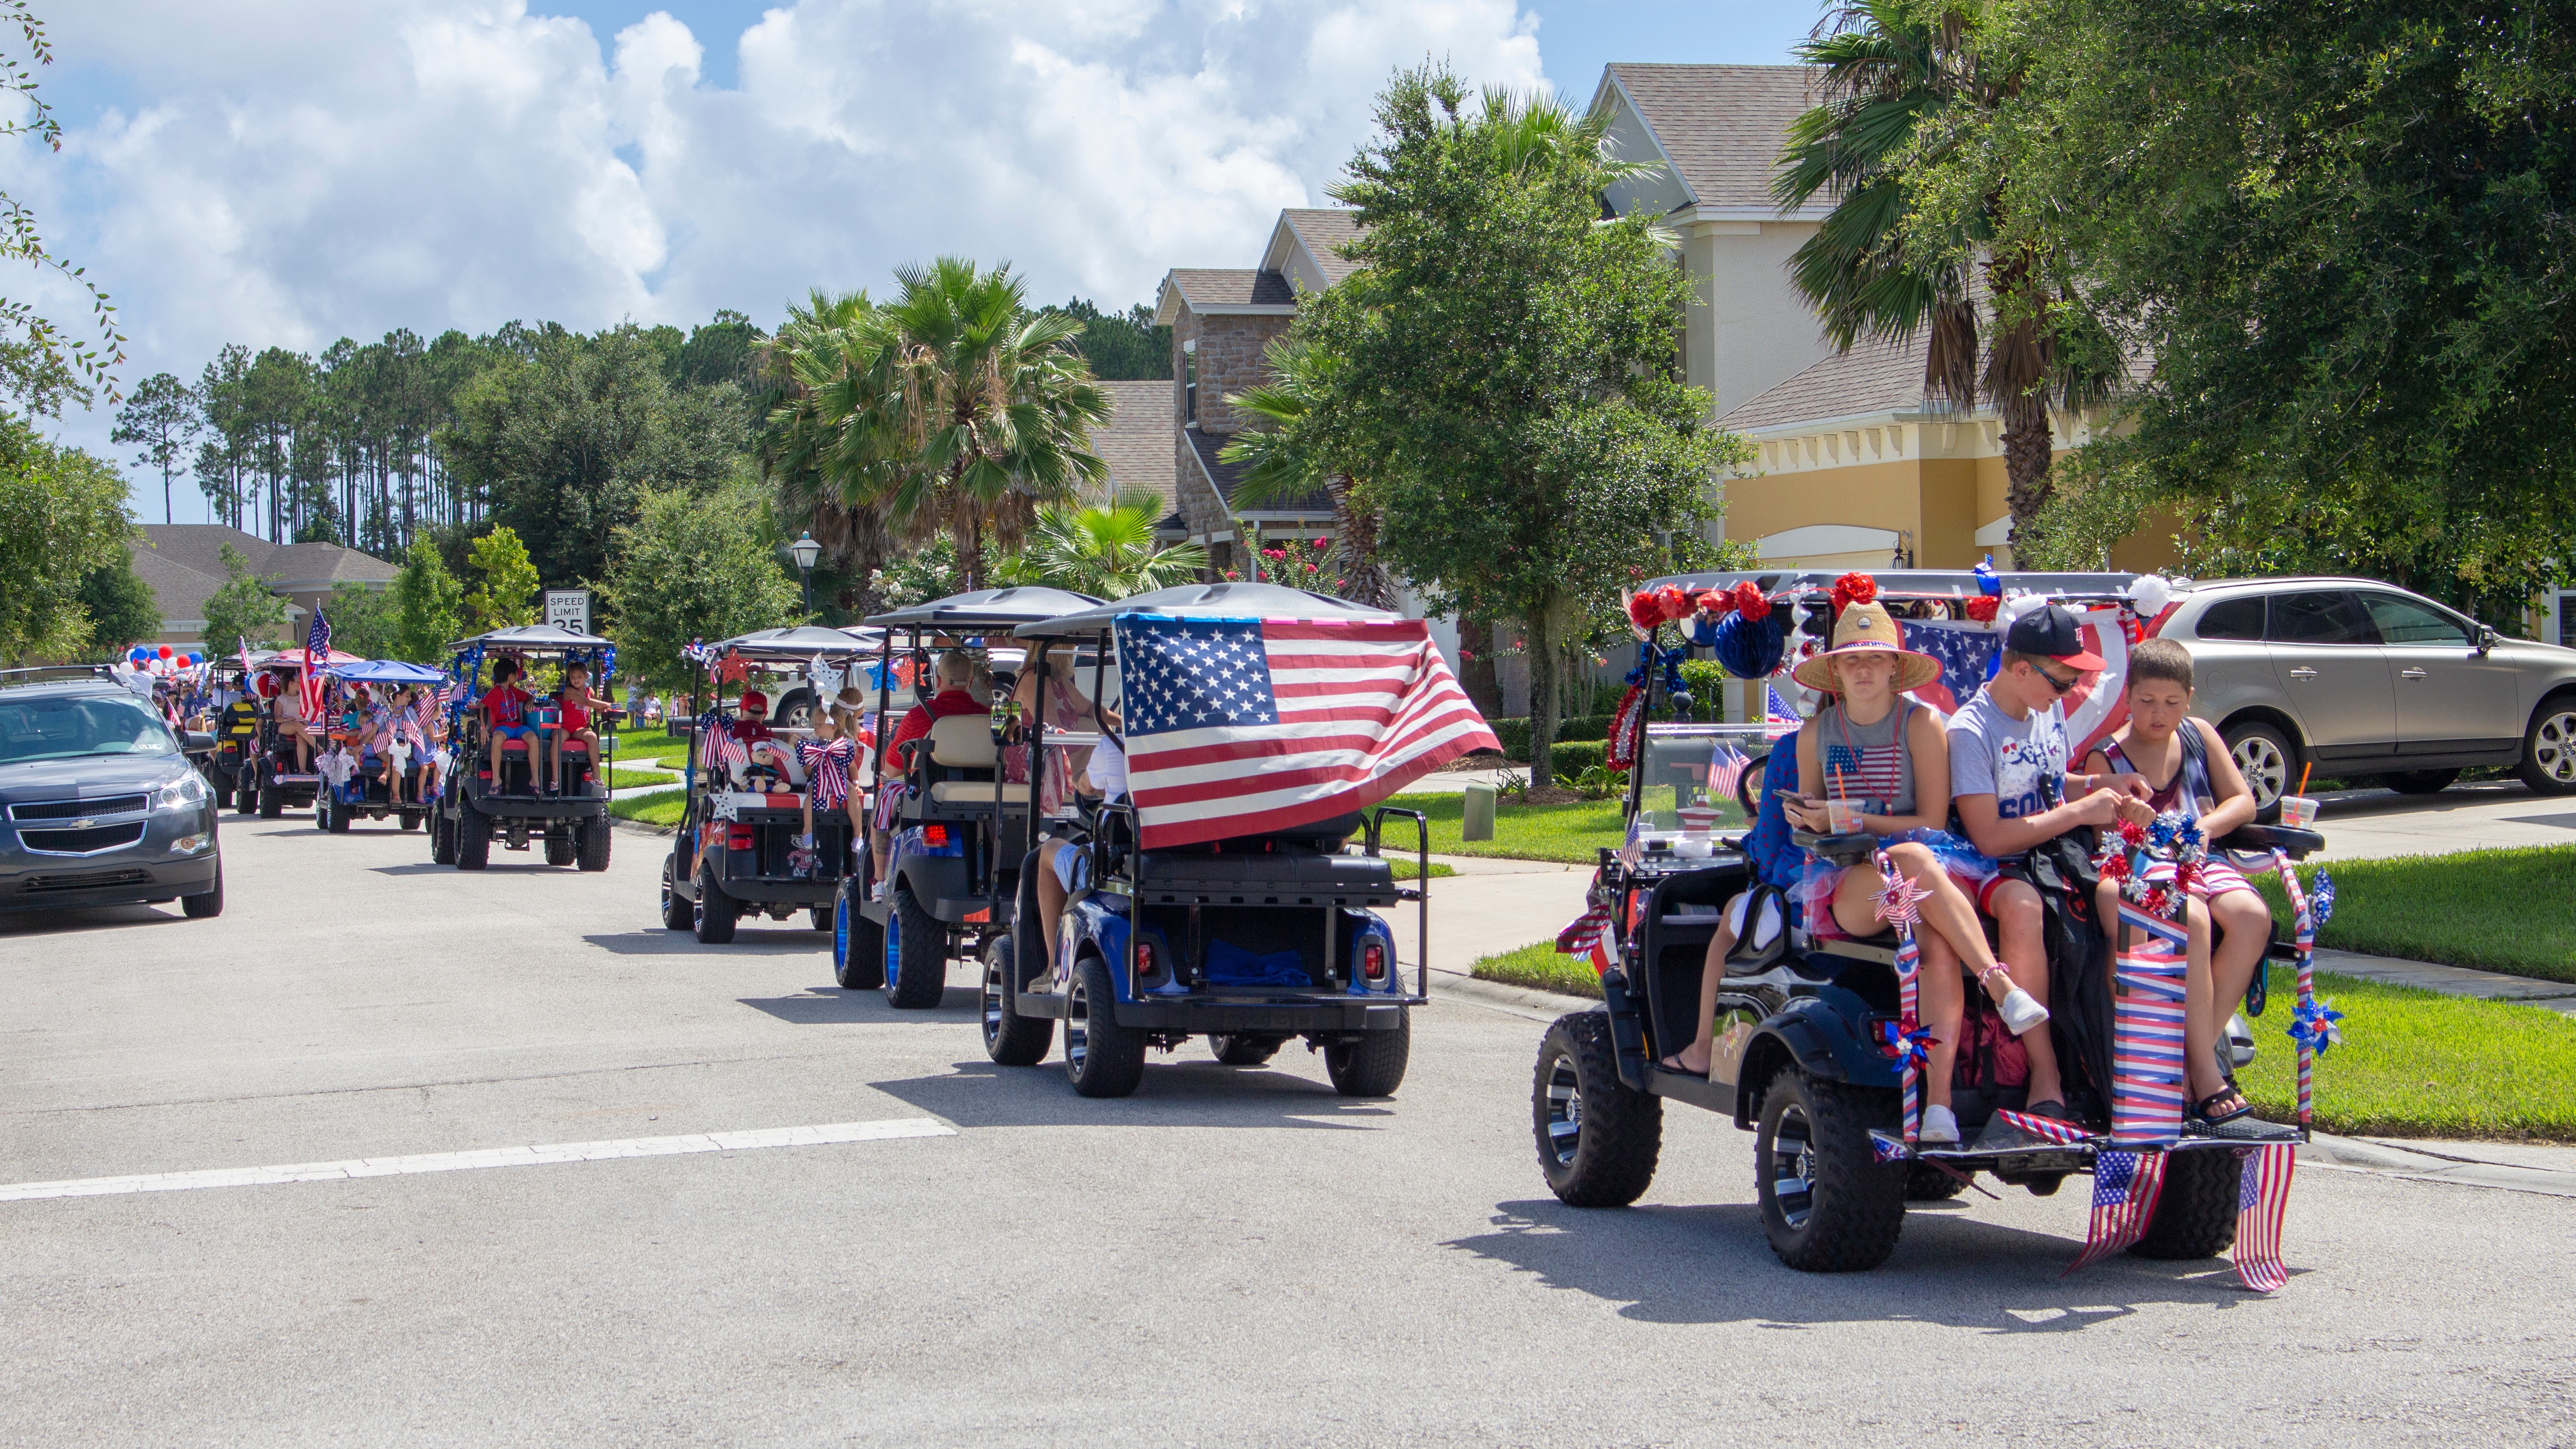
[1903,608,2134,753]
[298,607,331,722]
[2066,1148,2171,1275]
[2232,1144,2297,1292]
[1114,616,1499,849]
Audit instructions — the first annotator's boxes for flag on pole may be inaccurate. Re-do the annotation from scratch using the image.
[1764,686,1801,738]
[1114,615,1499,850]
[298,606,331,723]
[1555,905,1617,975]
[1707,741,1750,801]
[2065,1148,2170,1275]
[2232,1143,2297,1292]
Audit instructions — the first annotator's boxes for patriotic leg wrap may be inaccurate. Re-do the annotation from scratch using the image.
[2109,903,2190,1148]
[2270,857,2317,1127]
[2065,1147,2170,1275]
[2232,1143,2298,1292]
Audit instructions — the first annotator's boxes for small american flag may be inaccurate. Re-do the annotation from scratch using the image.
[1996,1110,2093,1145]
[298,607,331,721]
[1707,741,1751,801]
[2232,1144,2297,1292]
[1870,1131,1912,1164]
[708,729,750,778]
[1764,686,1801,738]
[1115,615,1497,849]
[1555,905,1616,975]
[2066,1148,2170,1275]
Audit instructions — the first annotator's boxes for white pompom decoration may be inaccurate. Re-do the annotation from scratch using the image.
[2128,574,2174,617]
[2002,591,2050,625]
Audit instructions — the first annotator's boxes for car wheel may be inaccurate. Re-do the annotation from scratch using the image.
[2223,719,2299,821]
[982,935,1054,1066]
[1063,953,1146,1098]
[182,860,224,919]
[2518,693,2576,796]
[833,880,885,990]
[2380,768,2460,796]
[1532,1011,1660,1208]
[1754,1069,1905,1273]
[1325,1014,1412,1097]
[695,861,739,944]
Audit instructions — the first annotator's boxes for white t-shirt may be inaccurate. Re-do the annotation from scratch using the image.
[1086,734,1127,802]
[1945,687,2070,854]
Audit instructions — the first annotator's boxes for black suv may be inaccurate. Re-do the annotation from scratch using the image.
[0,671,225,917]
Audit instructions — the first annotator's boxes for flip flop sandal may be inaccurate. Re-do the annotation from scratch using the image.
[2192,1089,2255,1126]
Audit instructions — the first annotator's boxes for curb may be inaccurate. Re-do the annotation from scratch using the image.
[1425,966,1590,1023]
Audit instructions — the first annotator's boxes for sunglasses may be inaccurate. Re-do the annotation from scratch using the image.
[2032,663,2081,694]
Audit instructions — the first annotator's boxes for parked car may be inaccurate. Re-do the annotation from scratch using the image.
[2163,577,2576,811]
[0,669,224,917]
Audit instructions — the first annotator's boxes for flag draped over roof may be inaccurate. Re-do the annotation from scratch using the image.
[299,607,332,722]
[1114,615,1499,850]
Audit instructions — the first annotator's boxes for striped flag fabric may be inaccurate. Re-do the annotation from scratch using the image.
[708,728,750,780]
[2232,1144,2297,1292]
[1996,1110,2093,1146]
[1707,741,1750,801]
[2065,1148,2170,1275]
[298,607,332,723]
[1114,615,1499,850]
[2110,903,2192,1147]
[1555,905,1616,975]
[1764,686,1801,738]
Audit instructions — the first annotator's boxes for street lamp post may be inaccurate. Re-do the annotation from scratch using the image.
[789,532,821,621]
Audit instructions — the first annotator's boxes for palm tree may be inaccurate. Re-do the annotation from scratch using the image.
[1220,336,1396,609]
[995,491,1207,599]
[1774,2,2109,546]
[756,288,899,609]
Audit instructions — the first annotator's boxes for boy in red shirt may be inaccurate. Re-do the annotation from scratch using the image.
[481,657,537,784]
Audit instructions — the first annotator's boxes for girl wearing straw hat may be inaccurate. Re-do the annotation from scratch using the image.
[1754,597,2046,1145]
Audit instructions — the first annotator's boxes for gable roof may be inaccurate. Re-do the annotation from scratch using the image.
[1166,268,1294,309]
[1090,380,1176,509]
[136,525,397,590]
[1185,429,1330,517]
[1719,336,1935,431]
[1271,209,1366,289]
[1602,64,1820,214]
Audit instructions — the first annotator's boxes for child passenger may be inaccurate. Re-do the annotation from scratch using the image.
[794,708,856,879]
[2081,637,2268,1126]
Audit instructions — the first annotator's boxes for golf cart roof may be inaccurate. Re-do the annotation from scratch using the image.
[448,623,615,651]
[1014,582,1401,640]
[326,659,448,685]
[708,625,887,659]
[1650,568,2138,599]
[864,586,1104,631]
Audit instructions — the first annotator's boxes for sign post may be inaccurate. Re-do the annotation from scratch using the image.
[543,589,592,635]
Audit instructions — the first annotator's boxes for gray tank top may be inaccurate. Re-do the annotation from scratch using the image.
[1818,698,1916,817]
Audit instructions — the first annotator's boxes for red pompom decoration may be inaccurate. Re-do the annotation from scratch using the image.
[1694,589,1735,618]
[2174,860,2201,893]
[1731,582,1772,621]
[1652,584,1690,623]
[2142,886,2173,918]
[1830,571,1877,611]
[2117,818,2148,847]
[1963,596,2000,624]
[2100,850,2130,882]
[1626,592,1661,631]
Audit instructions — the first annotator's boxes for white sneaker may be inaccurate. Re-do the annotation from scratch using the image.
[1998,986,2051,1036]
[1920,1105,1961,1146]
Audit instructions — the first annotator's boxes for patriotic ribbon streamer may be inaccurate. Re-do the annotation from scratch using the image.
[2310,870,2336,928]
[1995,1110,2092,1146]
[2109,903,2191,1149]
[1875,850,1925,1144]
[2270,855,2320,1126]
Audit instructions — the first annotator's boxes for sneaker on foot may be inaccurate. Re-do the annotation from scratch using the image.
[1920,1104,1961,1146]
[1998,986,2051,1036]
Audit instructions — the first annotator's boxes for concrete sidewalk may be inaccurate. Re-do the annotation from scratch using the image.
[2312,778,2575,861]
[2316,947,2576,1015]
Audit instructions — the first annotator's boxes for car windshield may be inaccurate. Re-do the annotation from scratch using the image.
[0,693,179,765]
[1631,724,1763,834]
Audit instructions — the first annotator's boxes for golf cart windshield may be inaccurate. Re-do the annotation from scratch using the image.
[1631,723,1764,837]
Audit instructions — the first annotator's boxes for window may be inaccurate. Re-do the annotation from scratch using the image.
[2359,592,2470,646]
[2266,590,2380,645]
[0,695,179,765]
[2192,595,2266,641]
[2558,592,2575,648]
[1182,341,1198,424]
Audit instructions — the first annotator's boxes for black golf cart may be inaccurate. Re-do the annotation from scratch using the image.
[987,581,1471,1099]
[1531,569,2321,1275]
[246,653,342,819]
[659,625,883,944]
[208,661,263,812]
[428,624,618,872]
[312,659,445,834]
[832,587,1102,1007]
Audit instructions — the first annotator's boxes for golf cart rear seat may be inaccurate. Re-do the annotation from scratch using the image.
[919,715,1002,805]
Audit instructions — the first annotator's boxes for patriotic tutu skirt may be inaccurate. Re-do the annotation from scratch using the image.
[1790,827,1997,924]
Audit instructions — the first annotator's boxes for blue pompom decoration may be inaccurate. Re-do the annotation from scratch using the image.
[1712,612,1785,680]
[1974,554,2002,596]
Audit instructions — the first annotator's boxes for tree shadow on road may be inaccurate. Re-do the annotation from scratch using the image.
[868,1056,1390,1132]
[1444,1197,2292,1330]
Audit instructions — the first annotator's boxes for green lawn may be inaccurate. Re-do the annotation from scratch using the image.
[2258,846,2576,984]
[1469,939,1603,999]
[610,789,686,827]
[1387,858,1456,881]
[609,768,678,792]
[1381,792,1624,865]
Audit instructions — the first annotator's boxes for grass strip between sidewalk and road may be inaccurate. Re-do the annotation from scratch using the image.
[611,790,686,828]
[2258,845,2576,984]
[1466,944,2576,1141]
[1381,791,1620,865]
[609,768,676,792]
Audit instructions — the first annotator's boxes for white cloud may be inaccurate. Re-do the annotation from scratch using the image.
[27,0,1547,438]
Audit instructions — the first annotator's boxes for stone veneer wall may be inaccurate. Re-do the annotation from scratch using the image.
[1168,306,1292,552]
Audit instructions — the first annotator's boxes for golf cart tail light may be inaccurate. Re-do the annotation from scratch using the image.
[727,825,755,850]
[1362,941,1387,982]
[1134,940,1156,976]
[922,824,948,847]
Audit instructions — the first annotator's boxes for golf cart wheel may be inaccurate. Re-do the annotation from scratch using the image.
[2128,1147,2242,1260]
[182,860,224,919]
[430,806,457,865]
[258,778,281,818]
[659,852,693,930]
[1325,1013,1412,1097]
[235,779,258,814]
[833,881,884,989]
[2519,691,2576,796]
[1532,1011,1661,1208]
[1904,1162,1973,1201]
[576,816,612,872]
[1737,753,1767,818]
[544,830,575,867]
[2380,768,2459,796]
[809,906,830,930]
[884,885,946,1009]
[328,795,351,833]
[982,935,1053,1066]
[455,801,491,870]
[400,808,422,831]
[695,862,739,944]
[2223,719,2298,822]
[1064,953,1146,1098]
[1208,1034,1284,1066]
[1754,1069,1905,1273]
[313,794,330,831]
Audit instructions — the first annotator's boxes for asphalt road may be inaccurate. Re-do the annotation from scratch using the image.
[4,813,2573,1447]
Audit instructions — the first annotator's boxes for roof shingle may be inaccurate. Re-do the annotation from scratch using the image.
[1718,337,1934,430]
[1606,64,1818,212]
[1278,209,1366,287]
[1090,380,1176,509]
[1166,268,1295,310]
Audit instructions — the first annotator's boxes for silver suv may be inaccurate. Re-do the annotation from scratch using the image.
[2163,577,2576,812]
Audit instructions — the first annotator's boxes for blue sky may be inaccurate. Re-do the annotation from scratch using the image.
[27,2,1818,524]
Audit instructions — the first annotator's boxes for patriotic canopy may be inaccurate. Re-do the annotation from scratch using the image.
[1114,615,1499,849]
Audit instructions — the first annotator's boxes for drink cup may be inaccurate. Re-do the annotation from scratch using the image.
[2278,796,2318,828]
[1824,798,1863,833]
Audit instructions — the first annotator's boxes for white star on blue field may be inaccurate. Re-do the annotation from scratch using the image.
[1117,620,1280,735]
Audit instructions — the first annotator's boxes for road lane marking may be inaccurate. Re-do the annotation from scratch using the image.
[0,1118,955,1203]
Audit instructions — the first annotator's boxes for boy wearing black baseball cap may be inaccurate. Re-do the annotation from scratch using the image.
[1944,601,2151,1121]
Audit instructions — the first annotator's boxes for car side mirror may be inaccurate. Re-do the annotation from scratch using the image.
[2477,625,2500,654]
[183,730,216,754]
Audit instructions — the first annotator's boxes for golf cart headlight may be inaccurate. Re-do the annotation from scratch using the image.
[158,773,209,810]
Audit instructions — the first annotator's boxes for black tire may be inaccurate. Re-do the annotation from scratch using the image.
[313,793,330,832]
[544,831,575,867]
[400,808,422,831]
[1904,1162,1973,1201]
[884,884,947,1009]
[455,801,491,870]
[2380,768,2459,796]
[2517,692,2576,796]
[577,816,612,872]
[182,860,224,918]
[695,862,739,944]
[1208,1034,1285,1066]
[982,935,1054,1066]
[430,806,457,865]
[327,795,350,833]
[234,777,258,814]
[2223,719,2299,822]
[1325,1013,1412,1097]
[1064,953,1146,1098]
[660,852,693,930]
[833,881,885,990]
[1754,1069,1906,1273]
[810,906,831,930]
[1533,1011,1661,1208]
[1736,753,1767,818]
[258,777,281,818]
[2128,1147,2242,1260]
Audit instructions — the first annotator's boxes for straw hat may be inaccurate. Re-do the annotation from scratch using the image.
[1788,600,1943,694]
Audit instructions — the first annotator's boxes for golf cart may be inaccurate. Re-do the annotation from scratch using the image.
[429,624,618,871]
[989,581,1485,1099]
[1532,570,2323,1280]
[209,660,263,811]
[833,586,1102,1007]
[659,626,884,944]
[311,658,446,834]
[245,648,362,818]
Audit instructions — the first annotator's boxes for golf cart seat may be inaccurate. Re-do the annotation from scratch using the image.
[922,715,1002,804]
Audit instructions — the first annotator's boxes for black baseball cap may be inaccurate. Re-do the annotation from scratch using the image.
[2005,602,2106,671]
